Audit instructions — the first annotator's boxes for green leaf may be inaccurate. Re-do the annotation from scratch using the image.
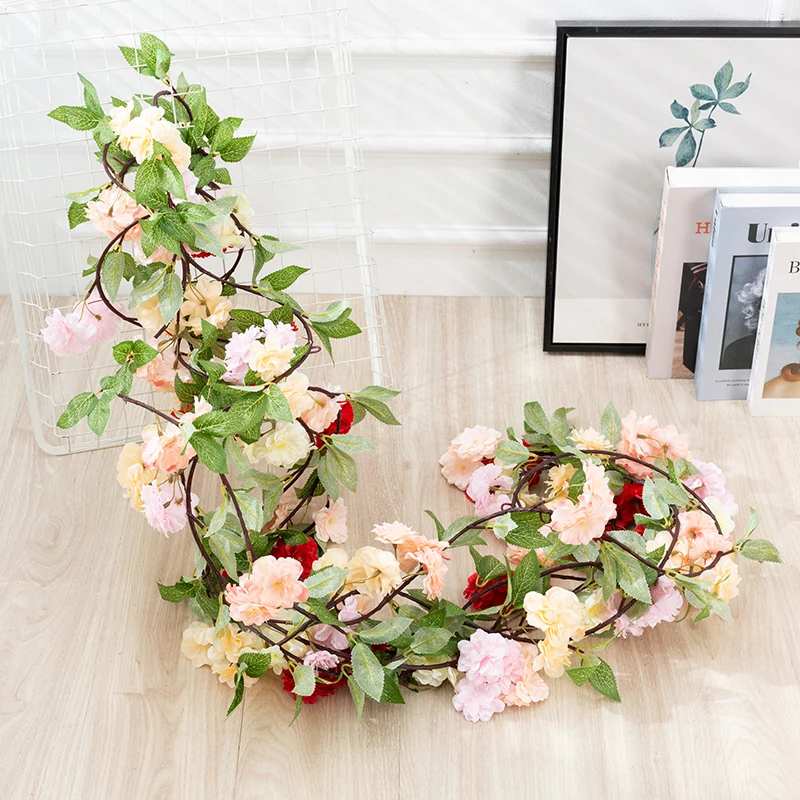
[692,118,716,132]
[494,438,530,465]
[226,674,245,717]
[653,475,689,507]
[99,248,125,301]
[327,434,374,455]
[658,126,689,148]
[208,532,239,579]
[304,566,347,599]
[739,539,782,564]
[510,549,541,608]
[48,105,99,131]
[410,626,452,655]
[689,83,716,102]
[264,383,294,423]
[713,60,733,96]
[324,445,358,493]
[202,195,239,226]
[214,167,232,185]
[157,579,194,602]
[56,392,98,429]
[350,396,400,426]
[670,100,689,121]
[351,641,385,701]
[425,509,447,541]
[348,676,366,721]
[313,317,362,340]
[219,134,256,162]
[605,543,651,604]
[291,663,316,697]
[128,265,167,310]
[380,669,405,704]
[599,400,622,448]
[87,395,111,436]
[238,651,272,679]
[675,129,697,167]
[67,202,88,229]
[744,508,760,538]
[357,617,412,645]
[523,401,551,435]
[77,73,104,118]
[229,308,266,331]
[587,658,621,702]
[134,156,162,205]
[316,454,339,501]
[263,264,308,291]
[139,33,173,80]
[158,269,183,323]
[190,432,228,474]
[566,665,596,687]
[308,300,348,324]
[642,478,669,520]
[187,221,223,258]
[722,73,751,100]
[599,545,617,602]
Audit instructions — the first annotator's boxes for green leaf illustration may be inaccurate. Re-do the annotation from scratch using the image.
[675,129,697,167]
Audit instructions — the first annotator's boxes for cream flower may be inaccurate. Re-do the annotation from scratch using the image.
[524,586,588,645]
[345,546,402,599]
[545,463,577,503]
[135,294,165,335]
[246,337,295,383]
[117,106,191,172]
[181,621,216,668]
[408,655,458,688]
[180,277,232,335]
[245,422,310,470]
[698,555,741,602]
[314,497,348,544]
[150,118,191,172]
[108,101,133,136]
[116,442,157,512]
[569,427,611,452]
[584,587,614,628]
[532,637,573,678]
[705,496,735,538]
[312,547,349,571]
[278,372,315,418]
[213,191,254,250]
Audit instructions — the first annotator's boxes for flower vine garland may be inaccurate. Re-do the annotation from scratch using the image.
[44,35,782,724]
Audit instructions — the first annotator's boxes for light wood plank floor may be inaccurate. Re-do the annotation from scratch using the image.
[2,296,799,800]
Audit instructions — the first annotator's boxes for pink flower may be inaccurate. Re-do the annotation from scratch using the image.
[439,447,482,490]
[314,498,348,544]
[301,386,345,433]
[310,624,349,652]
[466,463,512,516]
[141,423,193,474]
[411,544,450,600]
[85,186,146,241]
[226,555,309,626]
[222,325,262,383]
[140,480,195,536]
[449,425,502,461]
[135,340,184,391]
[545,461,616,545]
[452,679,506,723]
[677,509,730,562]
[614,576,683,638]
[303,650,341,674]
[617,412,691,479]
[684,460,738,517]
[502,643,549,707]
[83,290,122,342]
[41,308,94,356]
[263,319,297,349]
[457,629,524,694]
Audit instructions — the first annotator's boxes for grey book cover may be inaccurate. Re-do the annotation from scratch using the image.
[694,192,800,401]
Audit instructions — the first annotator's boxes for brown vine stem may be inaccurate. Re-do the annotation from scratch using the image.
[183,458,224,592]
[118,393,177,426]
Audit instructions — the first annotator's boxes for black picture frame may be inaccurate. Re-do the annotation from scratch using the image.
[544,20,800,354]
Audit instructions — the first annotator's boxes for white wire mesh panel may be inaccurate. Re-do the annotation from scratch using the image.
[0,0,392,455]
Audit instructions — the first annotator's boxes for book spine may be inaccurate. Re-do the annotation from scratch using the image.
[693,202,721,400]
[747,244,774,414]
[645,178,670,378]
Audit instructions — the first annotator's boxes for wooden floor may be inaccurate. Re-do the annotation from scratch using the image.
[2,296,799,800]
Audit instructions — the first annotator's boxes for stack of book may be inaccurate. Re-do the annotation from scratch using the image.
[645,167,800,415]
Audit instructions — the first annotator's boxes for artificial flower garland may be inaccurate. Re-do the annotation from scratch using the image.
[45,36,782,723]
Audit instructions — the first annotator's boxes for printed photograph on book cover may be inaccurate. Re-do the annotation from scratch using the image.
[720,255,766,370]
[762,292,800,398]
[673,261,707,377]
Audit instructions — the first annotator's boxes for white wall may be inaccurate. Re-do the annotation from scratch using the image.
[348,0,798,295]
[1,1,796,296]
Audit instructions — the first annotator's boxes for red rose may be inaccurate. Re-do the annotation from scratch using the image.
[608,482,645,533]
[269,538,318,579]
[463,572,508,610]
[314,397,355,448]
[280,670,347,705]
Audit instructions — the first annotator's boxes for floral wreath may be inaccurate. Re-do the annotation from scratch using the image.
[44,35,782,724]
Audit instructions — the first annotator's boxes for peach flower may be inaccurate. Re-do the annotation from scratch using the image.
[439,448,482,490]
[502,643,549,707]
[617,412,690,479]
[116,442,158,511]
[314,498,348,544]
[301,387,344,433]
[677,509,730,562]
[449,425,502,462]
[180,277,232,335]
[279,372,315,418]
[86,185,146,241]
[523,586,588,646]
[141,422,193,474]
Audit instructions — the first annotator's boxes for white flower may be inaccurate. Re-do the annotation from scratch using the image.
[245,421,310,469]
[117,105,191,173]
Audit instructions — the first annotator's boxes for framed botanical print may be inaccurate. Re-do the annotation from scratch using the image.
[544,22,800,353]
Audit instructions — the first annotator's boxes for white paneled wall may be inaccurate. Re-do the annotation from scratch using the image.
[1,0,797,295]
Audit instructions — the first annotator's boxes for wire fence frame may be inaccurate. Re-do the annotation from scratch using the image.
[0,0,392,455]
